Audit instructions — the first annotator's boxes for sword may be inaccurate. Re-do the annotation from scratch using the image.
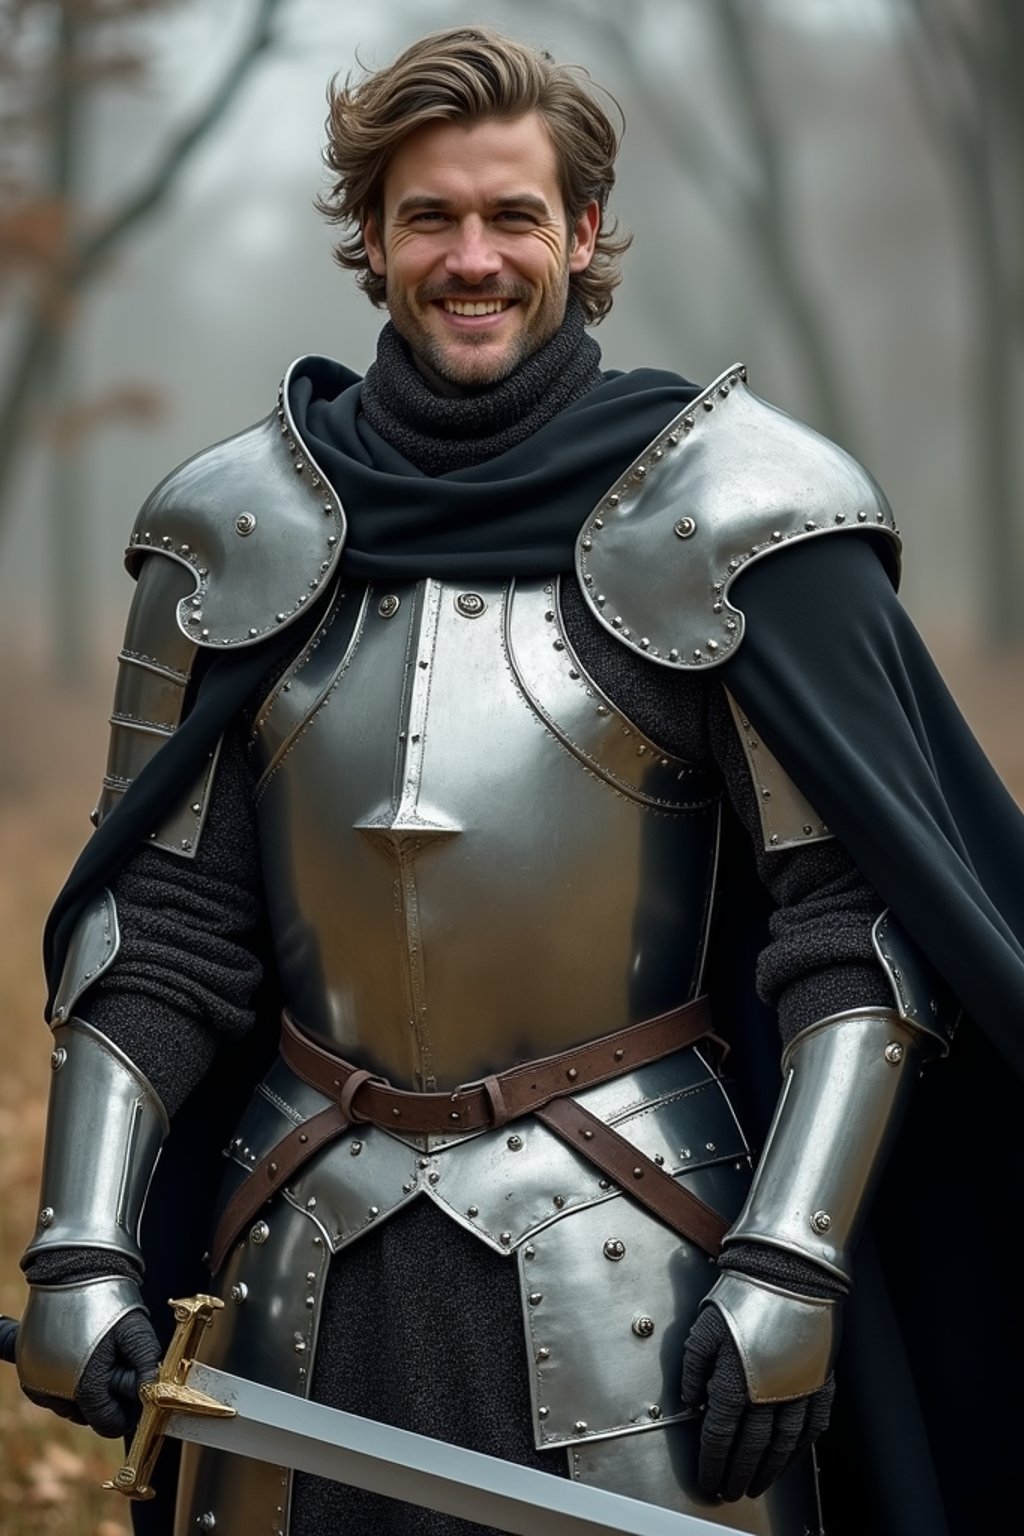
[2,1295,724,1535]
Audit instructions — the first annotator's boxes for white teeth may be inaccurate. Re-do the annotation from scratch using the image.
[443,299,509,316]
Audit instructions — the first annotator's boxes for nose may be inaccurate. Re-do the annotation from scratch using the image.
[444,216,502,284]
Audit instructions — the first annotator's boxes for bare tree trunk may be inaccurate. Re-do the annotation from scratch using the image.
[47,3,88,682]
[900,0,1022,644]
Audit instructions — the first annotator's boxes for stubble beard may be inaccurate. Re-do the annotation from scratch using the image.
[389,271,571,393]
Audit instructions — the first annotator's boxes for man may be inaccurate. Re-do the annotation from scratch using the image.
[14,26,1024,1536]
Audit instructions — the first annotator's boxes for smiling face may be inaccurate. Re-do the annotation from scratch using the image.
[362,113,599,392]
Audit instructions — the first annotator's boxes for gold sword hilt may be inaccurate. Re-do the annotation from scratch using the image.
[103,1295,236,1501]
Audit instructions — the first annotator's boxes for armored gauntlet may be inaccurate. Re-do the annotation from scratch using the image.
[17,1016,168,1434]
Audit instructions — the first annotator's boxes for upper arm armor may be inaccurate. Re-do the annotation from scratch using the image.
[96,358,346,857]
[575,364,901,671]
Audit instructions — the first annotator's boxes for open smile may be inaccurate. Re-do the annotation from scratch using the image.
[433,297,521,330]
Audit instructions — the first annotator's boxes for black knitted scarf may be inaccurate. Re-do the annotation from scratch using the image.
[359,300,604,474]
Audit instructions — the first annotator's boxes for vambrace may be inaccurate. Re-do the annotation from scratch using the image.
[702,913,951,1401]
[21,1016,169,1269]
[17,1016,168,1402]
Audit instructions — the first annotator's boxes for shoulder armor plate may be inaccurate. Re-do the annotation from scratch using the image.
[125,357,346,649]
[575,364,901,670]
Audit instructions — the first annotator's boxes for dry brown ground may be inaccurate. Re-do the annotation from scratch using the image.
[0,641,1020,1533]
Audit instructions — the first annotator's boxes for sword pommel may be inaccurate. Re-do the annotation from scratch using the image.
[104,1294,235,1501]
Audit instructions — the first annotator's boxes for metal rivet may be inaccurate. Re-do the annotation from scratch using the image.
[467,1205,479,1218]
[500,1231,512,1246]
[507,1134,523,1151]
[428,1171,440,1185]
[632,1315,656,1338]
[49,1048,67,1072]
[378,594,400,619]
[603,1239,626,1261]
[350,1141,363,1156]
[648,1404,662,1420]
[528,1292,543,1305]
[608,494,620,507]
[305,1295,315,1308]
[294,1340,306,1355]
[566,1067,578,1082]
[582,1128,594,1140]
[536,1347,550,1362]
[538,1406,549,1419]
[811,1210,832,1234]
[38,1207,54,1228]
[268,1162,278,1176]
[885,1042,905,1064]
[306,1197,317,1211]
[368,1206,379,1218]
[574,1420,589,1434]
[250,1221,270,1245]
[632,1167,644,1179]
[196,1515,216,1532]
[235,513,256,536]
[230,1283,248,1305]
[634,465,647,480]
[553,1195,565,1209]
[455,592,486,618]
[524,1244,536,1260]
[674,517,696,539]
[598,1179,611,1190]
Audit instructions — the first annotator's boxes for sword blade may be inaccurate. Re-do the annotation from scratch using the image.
[171,1362,722,1536]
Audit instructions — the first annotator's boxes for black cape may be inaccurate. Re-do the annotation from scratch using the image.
[42,397,1024,1536]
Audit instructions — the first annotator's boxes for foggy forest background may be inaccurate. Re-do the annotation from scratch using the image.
[0,2,1021,1528]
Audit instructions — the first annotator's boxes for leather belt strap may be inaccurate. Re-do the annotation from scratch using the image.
[277,1000,712,1135]
[534,1098,730,1256]
[210,997,719,1274]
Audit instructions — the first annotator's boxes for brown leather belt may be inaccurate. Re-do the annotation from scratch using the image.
[210,997,730,1274]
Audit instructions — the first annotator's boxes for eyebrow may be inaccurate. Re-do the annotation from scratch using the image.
[392,193,554,220]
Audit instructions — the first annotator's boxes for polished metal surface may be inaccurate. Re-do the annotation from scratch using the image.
[518,1161,747,1447]
[872,911,960,1051]
[126,359,345,650]
[725,1007,935,1281]
[15,1276,145,1400]
[702,1273,838,1402]
[50,888,120,1023]
[570,1422,823,1535]
[251,575,720,1092]
[175,1190,330,1536]
[724,692,831,852]
[575,364,900,671]
[22,1018,168,1266]
[175,1360,730,1536]
[97,553,221,858]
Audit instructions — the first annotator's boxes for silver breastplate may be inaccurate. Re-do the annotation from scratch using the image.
[251,576,721,1090]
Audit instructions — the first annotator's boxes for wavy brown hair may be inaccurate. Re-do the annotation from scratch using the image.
[315,26,631,324]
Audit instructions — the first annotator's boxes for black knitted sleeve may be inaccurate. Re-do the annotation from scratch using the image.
[80,723,264,1115]
[704,687,892,1044]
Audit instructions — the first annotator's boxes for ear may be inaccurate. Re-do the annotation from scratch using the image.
[363,216,386,277]
[568,200,600,274]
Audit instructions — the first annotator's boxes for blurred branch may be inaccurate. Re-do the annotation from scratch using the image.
[517,0,856,444]
[0,0,288,538]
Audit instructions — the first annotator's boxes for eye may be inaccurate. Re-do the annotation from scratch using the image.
[496,209,536,224]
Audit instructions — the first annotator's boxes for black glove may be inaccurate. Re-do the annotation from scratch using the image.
[20,1247,161,1439]
[680,1244,844,1501]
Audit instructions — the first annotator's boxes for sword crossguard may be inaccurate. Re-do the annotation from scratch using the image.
[103,1295,236,1501]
